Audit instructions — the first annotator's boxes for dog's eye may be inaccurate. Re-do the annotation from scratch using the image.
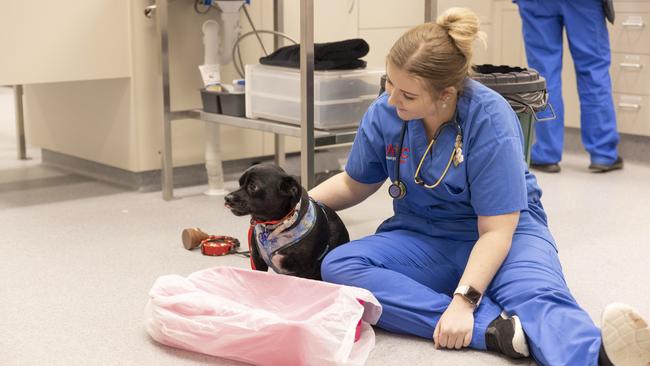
[248,183,258,192]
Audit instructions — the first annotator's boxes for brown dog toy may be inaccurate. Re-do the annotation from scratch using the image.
[182,227,210,250]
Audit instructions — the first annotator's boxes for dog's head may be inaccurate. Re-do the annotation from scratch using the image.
[224,164,302,222]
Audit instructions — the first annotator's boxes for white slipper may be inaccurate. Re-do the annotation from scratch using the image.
[601,303,650,366]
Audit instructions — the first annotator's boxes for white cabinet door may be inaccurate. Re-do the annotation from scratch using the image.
[0,1,130,85]
[359,27,413,68]
[492,1,526,66]
[359,0,424,29]
[282,0,359,43]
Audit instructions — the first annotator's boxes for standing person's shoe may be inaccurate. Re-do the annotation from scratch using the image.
[486,312,530,359]
[600,303,650,366]
[530,162,561,173]
[589,156,624,173]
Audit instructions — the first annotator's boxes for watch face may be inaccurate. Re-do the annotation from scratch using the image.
[456,285,482,306]
[465,287,482,305]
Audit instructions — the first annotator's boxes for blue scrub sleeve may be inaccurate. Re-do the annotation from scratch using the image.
[345,103,389,184]
[467,137,528,216]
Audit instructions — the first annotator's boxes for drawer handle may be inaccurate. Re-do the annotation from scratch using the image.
[622,20,645,28]
[619,63,643,70]
[618,103,641,110]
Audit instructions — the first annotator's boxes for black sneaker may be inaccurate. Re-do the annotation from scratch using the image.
[600,303,650,366]
[486,312,530,359]
[530,162,561,173]
[589,157,624,173]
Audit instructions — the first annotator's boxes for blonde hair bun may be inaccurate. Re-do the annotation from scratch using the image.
[436,7,486,61]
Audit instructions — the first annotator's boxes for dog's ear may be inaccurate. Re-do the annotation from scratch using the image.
[280,175,300,198]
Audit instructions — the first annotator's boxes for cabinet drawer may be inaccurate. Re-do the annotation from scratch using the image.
[614,93,650,136]
[611,54,650,95]
[609,12,650,54]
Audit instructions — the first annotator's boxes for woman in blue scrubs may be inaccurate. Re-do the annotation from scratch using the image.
[310,8,649,366]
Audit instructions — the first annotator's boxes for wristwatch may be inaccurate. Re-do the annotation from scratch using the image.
[454,285,482,308]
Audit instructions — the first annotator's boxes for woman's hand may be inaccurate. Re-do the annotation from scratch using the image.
[433,296,475,350]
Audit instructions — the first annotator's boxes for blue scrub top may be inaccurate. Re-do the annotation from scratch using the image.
[345,78,556,246]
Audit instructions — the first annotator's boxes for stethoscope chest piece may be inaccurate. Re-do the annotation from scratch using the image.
[389,114,463,200]
[388,180,407,200]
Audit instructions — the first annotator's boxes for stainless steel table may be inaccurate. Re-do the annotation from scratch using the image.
[155,0,318,200]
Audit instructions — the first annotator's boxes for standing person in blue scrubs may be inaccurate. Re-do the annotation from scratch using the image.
[310,8,649,366]
[515,0,623,173]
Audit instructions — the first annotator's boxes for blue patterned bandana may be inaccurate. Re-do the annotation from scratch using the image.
[254,198,317,274]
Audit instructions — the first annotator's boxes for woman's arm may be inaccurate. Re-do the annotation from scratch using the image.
[309,171,384,211]
[456,211,520,298]
[434,211,520,349]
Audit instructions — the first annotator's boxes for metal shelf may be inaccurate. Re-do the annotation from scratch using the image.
[198,111,357,147]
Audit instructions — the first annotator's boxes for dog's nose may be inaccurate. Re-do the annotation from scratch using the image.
[224,194,236,205]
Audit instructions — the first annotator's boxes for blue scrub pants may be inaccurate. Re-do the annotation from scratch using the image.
[517,0,619,165]
[321,229,602,366]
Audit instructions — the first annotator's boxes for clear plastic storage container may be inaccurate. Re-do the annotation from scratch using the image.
[245,64,384,129]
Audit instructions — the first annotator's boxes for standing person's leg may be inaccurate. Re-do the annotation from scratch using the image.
[562,0,620,168]
[517,0,565,167]
[321,229,502,350]
[487,234,601,365]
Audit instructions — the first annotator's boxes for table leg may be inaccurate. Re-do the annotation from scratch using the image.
[274,134,286,169]
[14,85,27,160]
[204,123,228,196]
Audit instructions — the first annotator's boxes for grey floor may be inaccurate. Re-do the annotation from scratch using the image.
[1,86,649,366]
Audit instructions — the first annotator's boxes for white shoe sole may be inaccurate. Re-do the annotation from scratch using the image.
[602,303,650,366]
[511,315,530,358]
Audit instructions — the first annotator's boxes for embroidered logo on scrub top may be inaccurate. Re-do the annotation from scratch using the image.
[386,144,409,163]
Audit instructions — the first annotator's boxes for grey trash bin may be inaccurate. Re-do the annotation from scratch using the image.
[472,64,555,166]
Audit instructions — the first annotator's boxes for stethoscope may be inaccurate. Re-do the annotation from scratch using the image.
[388,114,464,200]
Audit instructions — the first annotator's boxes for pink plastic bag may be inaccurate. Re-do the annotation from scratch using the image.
[145,267,382,366]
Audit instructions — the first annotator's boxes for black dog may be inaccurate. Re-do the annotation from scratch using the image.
[224,164,349,280]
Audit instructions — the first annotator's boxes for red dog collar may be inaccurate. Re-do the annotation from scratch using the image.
[201,236,240,256]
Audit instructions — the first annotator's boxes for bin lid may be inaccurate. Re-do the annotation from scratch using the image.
[471,64,546,94]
